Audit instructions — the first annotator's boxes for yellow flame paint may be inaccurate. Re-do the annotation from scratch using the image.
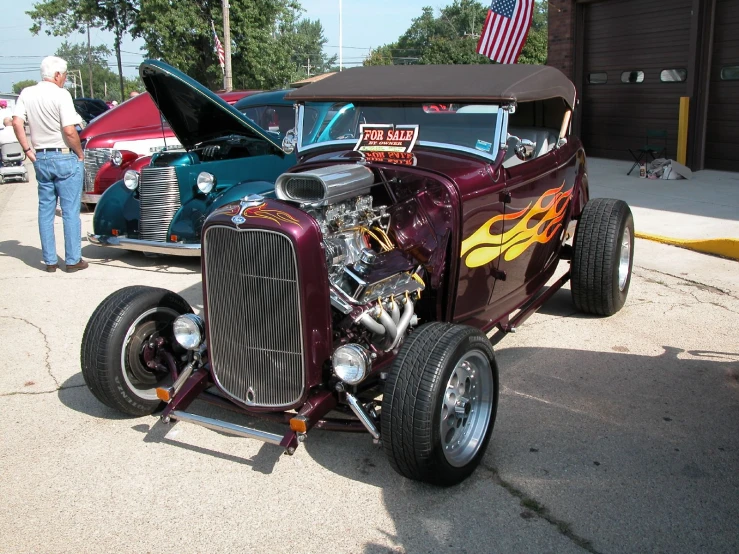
[461,183,572,268]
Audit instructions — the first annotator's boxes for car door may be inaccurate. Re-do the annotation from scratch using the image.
[489,125,571,316]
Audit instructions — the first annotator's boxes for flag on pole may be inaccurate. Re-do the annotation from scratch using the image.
[476,0,534,64]
[211,20,226,73]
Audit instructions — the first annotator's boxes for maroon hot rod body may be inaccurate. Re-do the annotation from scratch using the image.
[81,65,634,486]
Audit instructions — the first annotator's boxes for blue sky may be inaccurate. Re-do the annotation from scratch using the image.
[0,0,437,95]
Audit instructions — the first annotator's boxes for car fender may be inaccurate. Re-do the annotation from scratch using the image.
[168,181,277,242]
[208,180,277,211]
[93,180,138,235]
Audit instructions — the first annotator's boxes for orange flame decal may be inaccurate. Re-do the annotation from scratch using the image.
[461,183,572,268]
[243,203,302,228]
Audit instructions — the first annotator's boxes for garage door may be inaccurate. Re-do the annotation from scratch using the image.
[581,0,692,161]
[706,0,739,171]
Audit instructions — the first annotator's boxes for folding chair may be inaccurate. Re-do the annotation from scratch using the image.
[627,129,667,175]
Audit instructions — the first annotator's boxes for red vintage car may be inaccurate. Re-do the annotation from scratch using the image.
[81,65,634,486]
[80,90,258,205]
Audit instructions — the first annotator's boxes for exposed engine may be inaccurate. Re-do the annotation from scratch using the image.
[275,165,425,353]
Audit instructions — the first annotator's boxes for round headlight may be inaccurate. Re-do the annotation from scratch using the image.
[123,169,139,190]
[197,172,215,194]
[332,344,371,385]
[173,314,205,351]
[111,150,123,166]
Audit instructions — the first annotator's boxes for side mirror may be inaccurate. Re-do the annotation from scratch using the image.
[282,129,297,154]
[515,138,535,161]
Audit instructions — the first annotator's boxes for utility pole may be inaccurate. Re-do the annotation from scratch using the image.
[302,57,312,76]
[339,0,343,71]
[222,0,233,91]
[76,70,84,98]
[87,25,94,98]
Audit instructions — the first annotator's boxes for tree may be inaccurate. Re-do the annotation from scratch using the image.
[364,1,547,66]
[12,80,37,94]
[135,0,313,90]
[365,44,398,66]
[54,41,120,99]
[27,0,139,101]
[289,19,337,80]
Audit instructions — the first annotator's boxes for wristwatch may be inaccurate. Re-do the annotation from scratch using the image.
[23,147,31,153]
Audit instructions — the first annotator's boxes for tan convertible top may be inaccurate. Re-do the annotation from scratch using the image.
[286,64,576,109]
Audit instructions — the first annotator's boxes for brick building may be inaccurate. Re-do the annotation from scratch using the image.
[547,0,738,171]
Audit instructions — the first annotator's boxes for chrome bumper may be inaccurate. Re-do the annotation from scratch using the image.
[87,233,201,256]
[81,192,101,204]
[168,410,285,446]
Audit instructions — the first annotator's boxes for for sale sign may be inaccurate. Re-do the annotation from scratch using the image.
[354,124,419,153]
[362,151,417,166]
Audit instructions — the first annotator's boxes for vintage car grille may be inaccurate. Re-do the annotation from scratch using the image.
[139,166,180,242]
[204,226,305,408]
[83,148,114,192]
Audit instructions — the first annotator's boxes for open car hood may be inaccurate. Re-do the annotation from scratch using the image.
[140,59,283,154]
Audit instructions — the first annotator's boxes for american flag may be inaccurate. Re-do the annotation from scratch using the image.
[476,0,534,64]
[211,21,226,73]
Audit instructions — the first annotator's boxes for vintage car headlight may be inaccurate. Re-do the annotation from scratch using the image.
[332,344,371,385]
[111,150,123,166]
[197,172,215,194]
[123,169,139,190]
[173,314,205,350]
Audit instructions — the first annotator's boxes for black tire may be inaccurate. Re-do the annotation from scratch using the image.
[381,322,499,486]
[571,198,634,316]
[80,286,193,416]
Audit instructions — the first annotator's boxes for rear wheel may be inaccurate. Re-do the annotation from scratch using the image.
[80,286,192,416]
[571,198,634,315]
[381,322,499,486]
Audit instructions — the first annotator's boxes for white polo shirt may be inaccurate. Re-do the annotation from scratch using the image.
[13,81,83,149]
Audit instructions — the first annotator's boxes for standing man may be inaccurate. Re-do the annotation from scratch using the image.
[12,56,88,273]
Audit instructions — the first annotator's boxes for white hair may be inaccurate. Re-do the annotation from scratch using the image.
[40,56,68,80]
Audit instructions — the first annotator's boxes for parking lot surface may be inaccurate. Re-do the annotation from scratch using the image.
[1,171,737,554]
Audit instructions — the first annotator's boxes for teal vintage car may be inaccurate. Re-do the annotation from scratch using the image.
[89,60,309,256]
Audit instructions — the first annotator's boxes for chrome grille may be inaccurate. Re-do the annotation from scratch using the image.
[139,166,180,242]
[83,148,114,192]
[204,226,304,408]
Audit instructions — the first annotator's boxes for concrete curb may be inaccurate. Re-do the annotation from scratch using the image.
[635,232,739,261]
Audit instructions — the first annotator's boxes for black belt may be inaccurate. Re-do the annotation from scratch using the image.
[36,148,68,152]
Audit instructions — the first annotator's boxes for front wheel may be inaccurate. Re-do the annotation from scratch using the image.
[571,198,634,316]
[381,322,499,486]
[80,286,193,416]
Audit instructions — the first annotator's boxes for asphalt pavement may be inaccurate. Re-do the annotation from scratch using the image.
[0,160,737,554]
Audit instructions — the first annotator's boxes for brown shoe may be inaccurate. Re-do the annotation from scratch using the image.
[65,259,89,272]
[45,264,58,273]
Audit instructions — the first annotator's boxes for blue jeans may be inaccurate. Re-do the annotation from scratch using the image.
[33,152,84,266]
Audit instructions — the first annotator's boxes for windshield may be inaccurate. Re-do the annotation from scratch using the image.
[298,102,502,159]
[238,103,331,144]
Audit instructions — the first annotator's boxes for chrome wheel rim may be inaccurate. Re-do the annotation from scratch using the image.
[618,227,632,291]
[440,350,494,467]
[120,307,179,401]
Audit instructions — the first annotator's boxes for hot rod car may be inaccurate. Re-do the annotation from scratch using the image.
[81,65,634,486]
